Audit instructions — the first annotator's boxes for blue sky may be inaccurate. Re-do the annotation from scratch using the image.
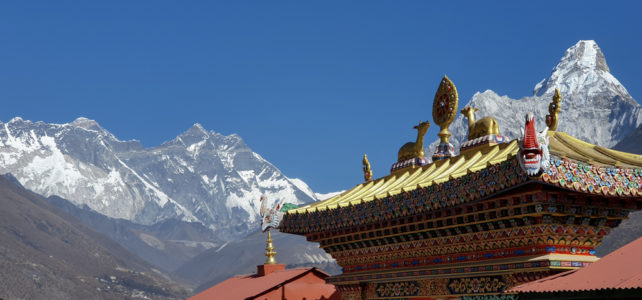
[1,1,641,193]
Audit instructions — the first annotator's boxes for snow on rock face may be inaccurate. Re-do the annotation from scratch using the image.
[534,40,636,107]
[0,119,318,241]
[429,40,641,153]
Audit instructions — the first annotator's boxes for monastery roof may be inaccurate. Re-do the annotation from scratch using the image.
[189,267,335,300]
[508,237,642,293]
[288,131,642,215]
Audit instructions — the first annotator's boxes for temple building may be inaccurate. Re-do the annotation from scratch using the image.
[280,77,642,299]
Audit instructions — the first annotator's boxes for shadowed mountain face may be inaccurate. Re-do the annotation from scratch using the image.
[614,124,642,155]
[0,175,188,300]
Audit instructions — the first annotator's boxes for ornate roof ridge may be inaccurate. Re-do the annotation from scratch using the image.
[288,130,642,216]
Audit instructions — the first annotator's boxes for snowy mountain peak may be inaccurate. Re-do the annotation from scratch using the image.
[562,40,609,72]
[9,116,24,123]
[182,123,210,139]
[191,123,207,133]
[533,40,636,107]
[71,117,102,131]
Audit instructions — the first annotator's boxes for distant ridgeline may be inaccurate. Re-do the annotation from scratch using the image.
[280,73,642,299]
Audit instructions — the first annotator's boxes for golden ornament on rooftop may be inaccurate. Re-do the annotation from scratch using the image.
[546,88,562,131]
[461,106,500,140]
[362,154,372,182]
[264,230,277,264]
[397,120,430,162]
[432,75,458,143]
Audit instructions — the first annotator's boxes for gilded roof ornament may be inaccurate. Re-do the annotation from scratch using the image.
[461,106,500,140]
[362,154,372,182]
[546,88,562,131]
[264,230,277,264]
[432,76,458,160]
[432,75,458,144]
[397,120,430,162]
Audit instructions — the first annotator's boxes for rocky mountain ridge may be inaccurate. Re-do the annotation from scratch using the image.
[0,118,317,241]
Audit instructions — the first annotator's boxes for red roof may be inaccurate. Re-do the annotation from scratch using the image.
[508,237,642,293]
[189,266,338,300]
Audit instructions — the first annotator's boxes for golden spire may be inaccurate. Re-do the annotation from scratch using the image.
[546,88,562,131]
[264,230,277,264]
[362,154,372,182]
[432,75,459,144]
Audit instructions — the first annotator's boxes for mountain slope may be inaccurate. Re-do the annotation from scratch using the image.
[428,40,641,153]
[175,230,340,294]
[596,211,642,256]
[614,124,642,154]
[0,175,187,300]
[46,194,219,274]
[0,119,317,241]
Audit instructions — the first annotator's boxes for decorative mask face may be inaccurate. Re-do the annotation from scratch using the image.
[260,195,283,232]
[518,113,550,176]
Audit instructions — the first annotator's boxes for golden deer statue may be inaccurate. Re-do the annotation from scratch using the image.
[398,120,430,162]
[461,106,500,140]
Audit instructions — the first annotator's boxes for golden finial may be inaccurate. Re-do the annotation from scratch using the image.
[264,230,277,264]
[546,88,561,131]
[362,154,372,182]
[432,75,459,144]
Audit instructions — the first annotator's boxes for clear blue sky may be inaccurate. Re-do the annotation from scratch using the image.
[1,1,641,193]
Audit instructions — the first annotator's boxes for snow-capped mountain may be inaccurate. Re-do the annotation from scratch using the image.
[429,40,642,152]
[0,118,316,241]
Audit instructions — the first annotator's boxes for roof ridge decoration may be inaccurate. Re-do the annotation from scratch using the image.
[264,230,278,264]
[283,78,642,218]
[260,194,283,232]
[458,105,510,154]
[461,106,501,140]
[398,120,431,162]
[432,76,458,161]
[546,88,562,131]
[518,112,550,176]
[362,154,373,182]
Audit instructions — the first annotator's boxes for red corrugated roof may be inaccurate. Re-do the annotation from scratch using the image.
[508,237,642,293]
[189,267,335,300]
[283,281,338,299]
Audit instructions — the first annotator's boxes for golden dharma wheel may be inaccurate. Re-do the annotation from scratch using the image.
[432,75,459,127]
